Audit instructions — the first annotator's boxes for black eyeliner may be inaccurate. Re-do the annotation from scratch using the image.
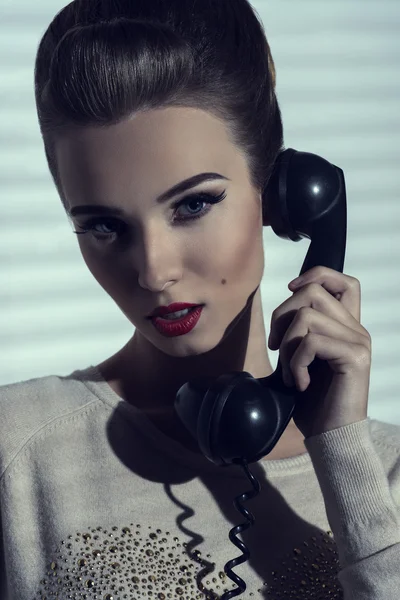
[72,189,227,238]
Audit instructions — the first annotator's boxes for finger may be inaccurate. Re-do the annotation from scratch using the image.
[289,267,361,322]
[270,283,366,351]
[288,332,371,392]
[279,306,371,386]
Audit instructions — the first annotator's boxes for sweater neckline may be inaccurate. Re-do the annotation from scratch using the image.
[74,364,313,478]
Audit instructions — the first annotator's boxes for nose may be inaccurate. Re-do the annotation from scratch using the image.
[137,225,182,293]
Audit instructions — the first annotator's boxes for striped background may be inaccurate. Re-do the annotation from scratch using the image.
[1,0,399,424]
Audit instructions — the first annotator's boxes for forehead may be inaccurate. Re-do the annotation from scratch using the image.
[55,107,246,207]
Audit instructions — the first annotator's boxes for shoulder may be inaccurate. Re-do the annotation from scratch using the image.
[369,417,400,471]
[0,367,98,477]
[369,417,400,448]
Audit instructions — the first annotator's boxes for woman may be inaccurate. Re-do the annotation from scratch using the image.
[0,1,399,598]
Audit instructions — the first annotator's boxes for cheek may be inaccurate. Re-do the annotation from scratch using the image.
[199,208,264,283]
[76,204,264,297]
[78,243,118,295]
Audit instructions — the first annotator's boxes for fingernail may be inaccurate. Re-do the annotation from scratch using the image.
[289,276,304,288]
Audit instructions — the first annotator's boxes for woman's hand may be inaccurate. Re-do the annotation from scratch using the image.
[268,266,372,439]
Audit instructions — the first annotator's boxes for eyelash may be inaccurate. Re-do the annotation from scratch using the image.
[72,190,227,243]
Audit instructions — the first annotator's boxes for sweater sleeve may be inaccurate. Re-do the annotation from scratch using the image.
[304,417,400,599]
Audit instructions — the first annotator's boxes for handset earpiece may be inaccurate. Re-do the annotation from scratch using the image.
[174,148,347,467]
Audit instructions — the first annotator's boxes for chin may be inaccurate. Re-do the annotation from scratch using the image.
[158,335,221,357]
[143,326,226,359]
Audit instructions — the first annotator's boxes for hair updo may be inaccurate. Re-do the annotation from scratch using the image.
[34,0,284,215]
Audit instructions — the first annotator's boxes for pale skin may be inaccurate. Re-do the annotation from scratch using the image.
[56,106,308,461]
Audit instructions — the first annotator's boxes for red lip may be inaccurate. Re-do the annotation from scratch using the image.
[147,302,200,319]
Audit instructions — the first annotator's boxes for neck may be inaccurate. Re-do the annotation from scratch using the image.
[121,286,273,411]
[96,286,306,460]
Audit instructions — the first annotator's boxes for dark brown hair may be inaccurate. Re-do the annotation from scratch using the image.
[34,0,284,214]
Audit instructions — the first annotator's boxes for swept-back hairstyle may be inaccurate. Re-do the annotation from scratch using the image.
[34,0,284,216]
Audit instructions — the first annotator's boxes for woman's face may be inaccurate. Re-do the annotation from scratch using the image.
[56,107,265,358]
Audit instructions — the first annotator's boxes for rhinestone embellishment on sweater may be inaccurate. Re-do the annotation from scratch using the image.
[35,524,343,598]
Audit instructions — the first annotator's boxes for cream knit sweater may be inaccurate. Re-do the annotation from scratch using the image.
[0,365,399,599]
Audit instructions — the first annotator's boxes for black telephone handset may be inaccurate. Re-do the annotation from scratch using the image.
[174,148,347,467]
[173,148,347,598]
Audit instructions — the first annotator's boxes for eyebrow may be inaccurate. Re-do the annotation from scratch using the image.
[67,172,230,218]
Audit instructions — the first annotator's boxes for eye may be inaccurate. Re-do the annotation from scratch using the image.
[72,189,227,244]
[173,190,226,221]
[73,217,125,242]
